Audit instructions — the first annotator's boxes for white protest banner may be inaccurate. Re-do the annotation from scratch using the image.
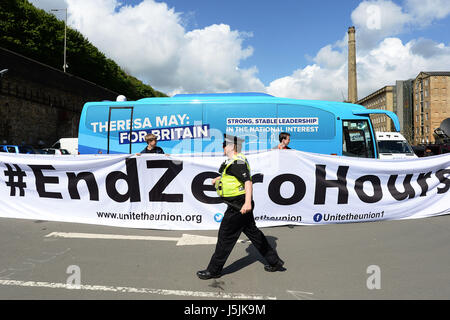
[0,150,449,230]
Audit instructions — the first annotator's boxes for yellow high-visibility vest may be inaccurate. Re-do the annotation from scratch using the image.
[215,153,251,198]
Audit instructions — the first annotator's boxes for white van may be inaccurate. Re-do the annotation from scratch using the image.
[52,138,78,155]
[375,132,417,159]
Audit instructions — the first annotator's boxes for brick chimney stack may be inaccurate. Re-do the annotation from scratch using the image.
[348,26,358,104]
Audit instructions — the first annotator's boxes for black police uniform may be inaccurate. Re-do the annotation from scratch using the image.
[198,157,284,279]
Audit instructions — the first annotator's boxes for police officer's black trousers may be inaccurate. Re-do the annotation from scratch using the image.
[207,198,281,274]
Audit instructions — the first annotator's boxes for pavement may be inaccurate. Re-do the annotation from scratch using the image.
[0,215,450,300]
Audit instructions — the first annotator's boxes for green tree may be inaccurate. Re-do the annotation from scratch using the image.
[0,0,166,99]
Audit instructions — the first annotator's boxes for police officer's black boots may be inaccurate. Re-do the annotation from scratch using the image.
[196,269,221,280]
[264,259,285,272]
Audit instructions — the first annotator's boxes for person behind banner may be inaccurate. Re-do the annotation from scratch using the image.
[196,134,285,280]
[424,147,434,157]
[136,133,164,155]
[275,132,291,150]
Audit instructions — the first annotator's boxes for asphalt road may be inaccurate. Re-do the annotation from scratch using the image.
[0,215,450,300]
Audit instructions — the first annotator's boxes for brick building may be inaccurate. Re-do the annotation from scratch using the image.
[0,47,118,147]
[413,72,450,144]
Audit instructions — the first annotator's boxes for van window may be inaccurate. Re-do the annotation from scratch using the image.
[378,140,414,154]
[342,120,375,158]
[7,146,17,153]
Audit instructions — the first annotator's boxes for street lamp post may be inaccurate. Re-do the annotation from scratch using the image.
[51,8,67,73]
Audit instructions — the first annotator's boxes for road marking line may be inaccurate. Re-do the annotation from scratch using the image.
[45,232,180,242]
[0,279,277,300]
[286,290,315,300]
[45,232,247,246]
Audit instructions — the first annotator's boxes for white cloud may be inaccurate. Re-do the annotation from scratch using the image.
[405,0,450,23]
[351,0,412,50]
[410,38,450,58]
[314,45,347,69]
[267,65,347,101]
[66,0,186,90]
[350,0,450,51]
[172,24,264,94]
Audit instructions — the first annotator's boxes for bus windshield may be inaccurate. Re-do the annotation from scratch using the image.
[342,120,375,158]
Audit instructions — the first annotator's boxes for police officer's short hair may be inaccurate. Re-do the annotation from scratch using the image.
[279,132,290,143]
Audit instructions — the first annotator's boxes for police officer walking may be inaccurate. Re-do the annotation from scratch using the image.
[197,134,285,280]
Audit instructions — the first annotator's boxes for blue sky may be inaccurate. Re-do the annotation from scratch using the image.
[33,0,450,100]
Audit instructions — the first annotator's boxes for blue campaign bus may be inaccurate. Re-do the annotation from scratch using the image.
[78,92,400,158]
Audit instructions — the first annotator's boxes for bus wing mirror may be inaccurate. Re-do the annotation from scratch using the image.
[352,110,401,132]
